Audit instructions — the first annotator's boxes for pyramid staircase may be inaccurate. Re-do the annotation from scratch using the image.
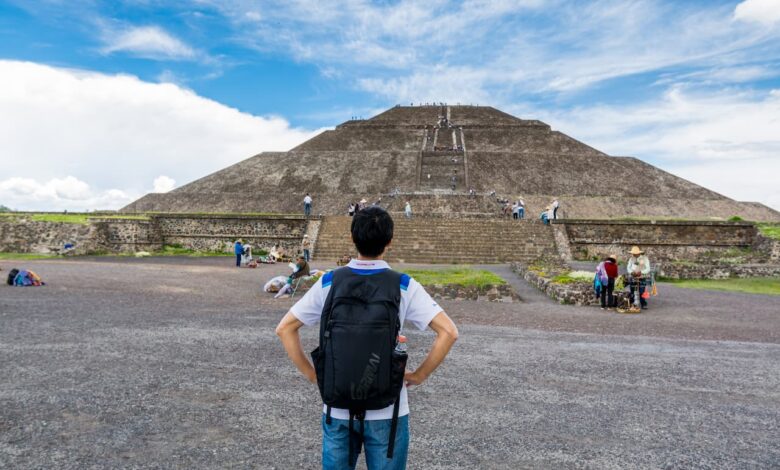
[313,216,557,264]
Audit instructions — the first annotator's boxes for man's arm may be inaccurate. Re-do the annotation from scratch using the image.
[405,311,458,386]
[275,312,316,384]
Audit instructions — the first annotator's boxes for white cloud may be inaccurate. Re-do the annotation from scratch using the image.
[734,0,780,26]
[0,176,133,212]
[0,60,318,211]
[244,11,262,22]
[526,87,780,210]
[209,0,780,98]
[152,176,176,193]
[102,26,196,60]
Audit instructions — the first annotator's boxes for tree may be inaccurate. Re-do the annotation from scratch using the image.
[0,205,12,213]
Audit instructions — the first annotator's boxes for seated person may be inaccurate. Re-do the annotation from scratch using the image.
[290,255,310,281]
[274,256,311,299]
[269,243,286,261]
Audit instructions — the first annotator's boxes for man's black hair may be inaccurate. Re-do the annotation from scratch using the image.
[351,206,393,258]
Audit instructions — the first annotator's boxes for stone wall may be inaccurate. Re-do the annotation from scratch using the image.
[0,218,93,254]
[558,219,760,263]
[754,233,780,263]
[1,214,312,256]
[659,263,780,280]
[89,218,162,253]
[424,283,519,302]
[156,214,308,254]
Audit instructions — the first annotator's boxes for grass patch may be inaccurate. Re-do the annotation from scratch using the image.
[0,252,59,260]
[154,244,230,257]
[404,268,506,288]
[0,213,150,225]
[758,224,780,241]
[551,270,593,284]
[665,277,780,296]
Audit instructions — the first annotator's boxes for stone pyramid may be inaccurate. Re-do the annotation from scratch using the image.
[123,105,779,221]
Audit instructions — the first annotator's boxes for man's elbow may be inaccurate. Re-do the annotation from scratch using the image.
[443,324,459,343]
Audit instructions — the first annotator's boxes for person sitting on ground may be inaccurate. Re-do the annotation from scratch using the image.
[270,243,286,262]
[234,239,244,267]
[596,254,619,310]
[273,256,311,299]
[291,254,310,281]
[627,246,651,310]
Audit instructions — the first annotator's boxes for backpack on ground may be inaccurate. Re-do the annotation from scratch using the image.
[311,267,408,460]
[6,268,19,286]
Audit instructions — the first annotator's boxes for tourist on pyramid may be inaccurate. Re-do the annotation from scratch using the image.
[275,206,458,470]
[627,246,652,310]
[552,199,560,219]
[547,206,555,224]
[348,203,356,217]
[512,202,519,219]
[404,201,412,219]
[233,239,243,267]
[517,199,525,219]
[304,193,313,217]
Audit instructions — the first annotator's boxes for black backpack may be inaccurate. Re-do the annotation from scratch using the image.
[6,268,19,286]
[311,267,408,460]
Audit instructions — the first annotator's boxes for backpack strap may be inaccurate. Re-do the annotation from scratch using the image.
[348,409,366,467]
[386,393,402,459]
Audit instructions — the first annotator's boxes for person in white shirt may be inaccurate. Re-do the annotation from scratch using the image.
[275,206,458,469]
[552,199,560,219]
[404,201,412,219]
[304,193,313,217]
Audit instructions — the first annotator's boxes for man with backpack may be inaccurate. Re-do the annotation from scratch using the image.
[275,206,459,469]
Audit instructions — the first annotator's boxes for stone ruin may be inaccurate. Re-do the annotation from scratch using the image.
[122,105,780,222]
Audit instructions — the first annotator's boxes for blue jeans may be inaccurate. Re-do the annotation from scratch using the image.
[304,249,310,262]
[304,203,312,216]
[518,208,524,219]
[235,253,241,267]
[322,414,409,470]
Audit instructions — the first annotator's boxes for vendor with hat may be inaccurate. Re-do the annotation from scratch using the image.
[626,246,651,309]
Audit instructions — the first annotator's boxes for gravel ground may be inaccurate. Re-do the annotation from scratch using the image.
[1,257,778,469]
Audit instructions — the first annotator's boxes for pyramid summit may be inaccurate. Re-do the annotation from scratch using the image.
[123,105,779,221]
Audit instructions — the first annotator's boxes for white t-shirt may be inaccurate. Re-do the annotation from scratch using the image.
[290,259,443,420]
[303,195,312,204]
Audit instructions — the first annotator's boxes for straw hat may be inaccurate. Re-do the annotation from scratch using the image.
[629,246,644,255]
[360,198,367,204]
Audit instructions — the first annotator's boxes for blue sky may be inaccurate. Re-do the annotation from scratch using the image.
[1,0,779,211]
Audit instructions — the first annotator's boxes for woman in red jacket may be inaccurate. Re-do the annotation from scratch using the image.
[597,254,619,309]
